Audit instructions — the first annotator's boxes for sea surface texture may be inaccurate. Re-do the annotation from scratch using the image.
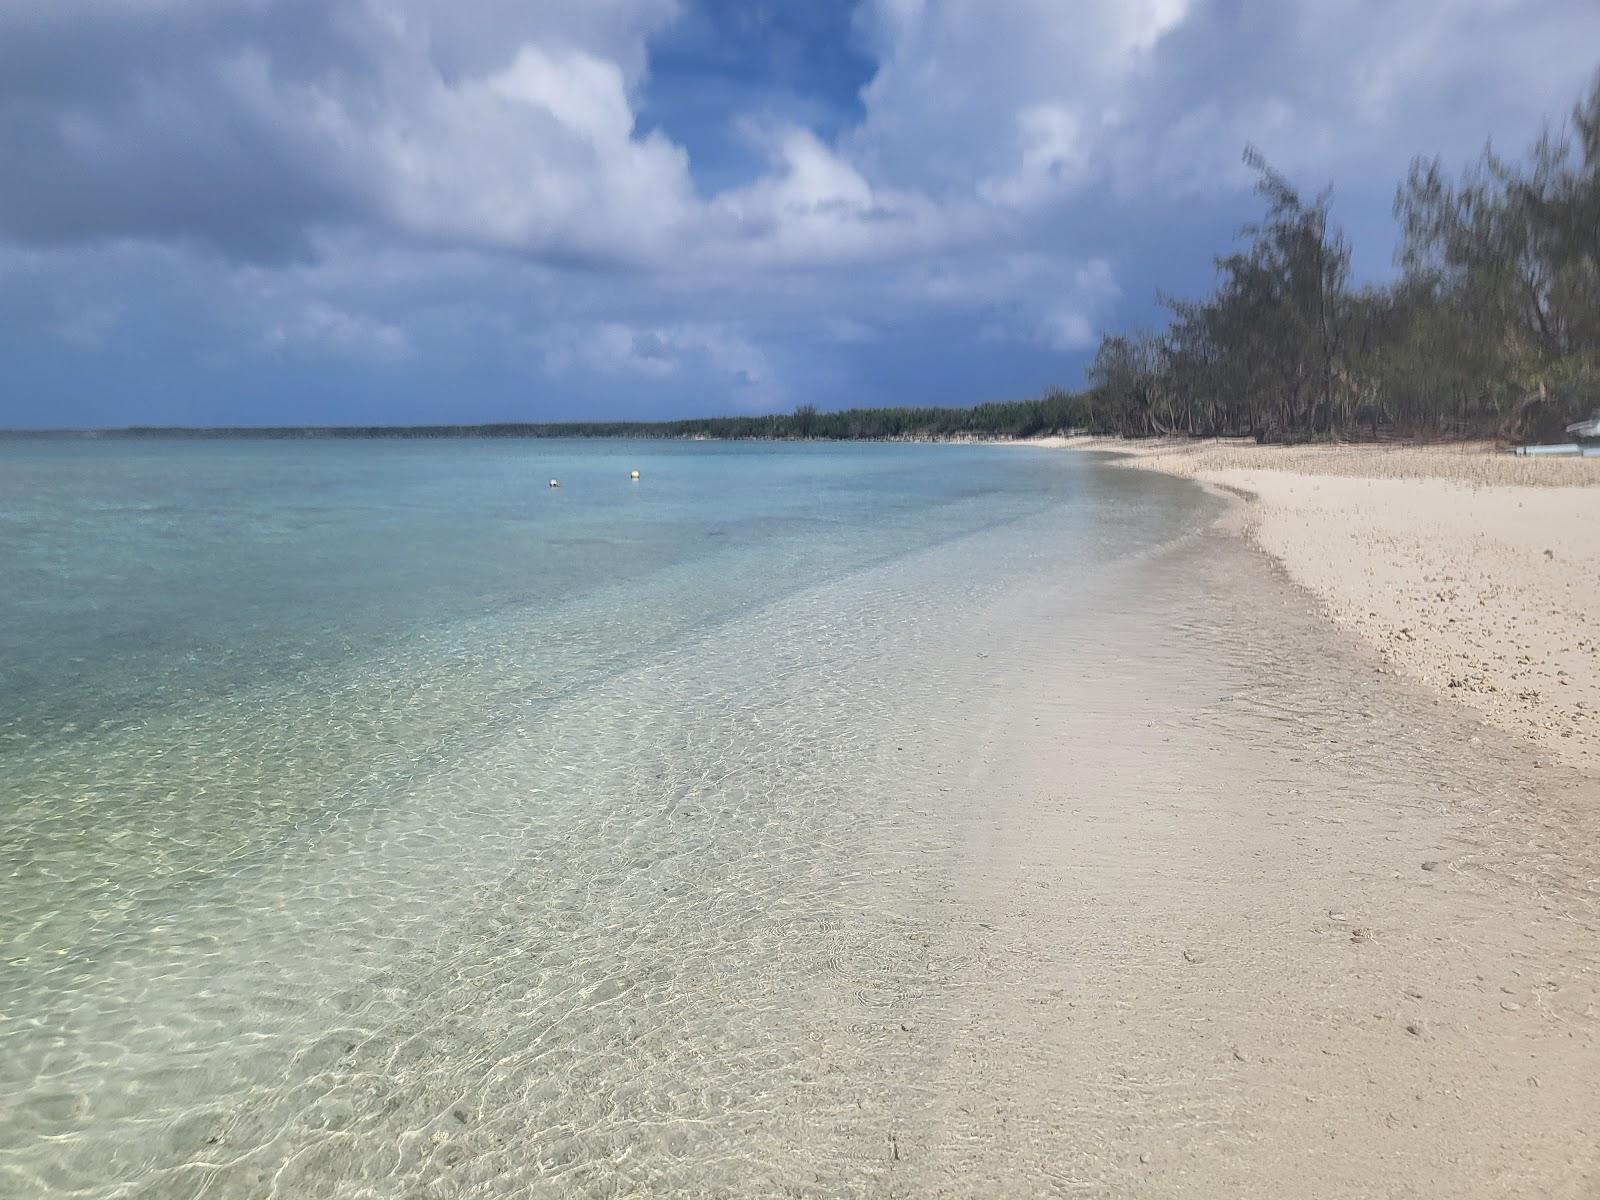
[0,438,1203,1197]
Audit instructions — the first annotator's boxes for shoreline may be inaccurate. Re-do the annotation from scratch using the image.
[6,440,1600,1195]
[915,471,1600,1193]
[1049,436,1600,775]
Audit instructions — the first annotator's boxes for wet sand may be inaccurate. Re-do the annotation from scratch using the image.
[904,484,1600,1195]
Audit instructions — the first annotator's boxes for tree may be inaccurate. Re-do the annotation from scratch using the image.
[1395,73,1600,436]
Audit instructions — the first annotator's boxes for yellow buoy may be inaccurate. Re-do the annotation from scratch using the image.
[629,469,641,480]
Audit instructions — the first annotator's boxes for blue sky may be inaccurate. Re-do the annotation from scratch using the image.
[2,0,1598,428]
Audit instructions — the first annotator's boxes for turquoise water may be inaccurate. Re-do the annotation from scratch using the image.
[0,438,1204,1197]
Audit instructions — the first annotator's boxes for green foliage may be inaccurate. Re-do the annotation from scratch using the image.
[102,389,1094,442]
[1084,74,1600,441]
[1389,77,1600,436]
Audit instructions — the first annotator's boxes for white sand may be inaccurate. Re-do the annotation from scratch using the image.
[903,503,1600,1196]
[1062,438,1600,774]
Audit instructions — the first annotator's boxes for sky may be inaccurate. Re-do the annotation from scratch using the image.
[2,1,1598,428]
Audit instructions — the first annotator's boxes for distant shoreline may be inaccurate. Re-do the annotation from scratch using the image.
[0,428,1012,441]
[0,425,744,440]
[0,425,1014,441]
[0,425,1533,446]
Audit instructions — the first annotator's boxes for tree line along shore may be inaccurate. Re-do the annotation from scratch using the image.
[13,76,1597,448]
[1082,75,1600,444]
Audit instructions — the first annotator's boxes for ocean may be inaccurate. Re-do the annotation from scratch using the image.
[0,437,1208,1197]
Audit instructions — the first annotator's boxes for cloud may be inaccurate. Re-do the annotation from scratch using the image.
[0,0,687,261]
[978,104,1093,210]
[1036,259,1119,351]
[540,320,779,407]
[846,0,1192,196]
[7,0,1595,270]
[1106,0,1600,195]
[263,301,410,361]
[542,322,680,378]
[55,302,123,349]
[824,316,877,344]
[3,0,1599,426]
[704,125,963,265]
[333,43,698,262]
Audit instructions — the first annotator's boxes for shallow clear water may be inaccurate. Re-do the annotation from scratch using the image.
[0,438,1206,1197]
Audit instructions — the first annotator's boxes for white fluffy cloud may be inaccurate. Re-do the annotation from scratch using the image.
[325,43,697,260]
[849,0,1191,194]
[9,0,1595,269]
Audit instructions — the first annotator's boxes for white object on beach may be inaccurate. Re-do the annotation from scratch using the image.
[1515,443,1582,456]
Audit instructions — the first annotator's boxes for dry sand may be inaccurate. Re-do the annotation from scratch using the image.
[1055,438,1600,774]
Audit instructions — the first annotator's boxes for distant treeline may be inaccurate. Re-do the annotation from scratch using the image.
[1081,75,1600,442]
[12,395,1083,442]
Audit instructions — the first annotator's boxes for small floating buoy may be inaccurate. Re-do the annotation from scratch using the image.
[629,469,640,480]
[548,479,560,488]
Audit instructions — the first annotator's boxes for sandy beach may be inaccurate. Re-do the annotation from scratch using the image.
[1053,438,1600,774]
[899,452,1600,1194]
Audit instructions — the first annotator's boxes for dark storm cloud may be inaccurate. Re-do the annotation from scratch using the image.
[0,0,684,261]
[0,1,379,258]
